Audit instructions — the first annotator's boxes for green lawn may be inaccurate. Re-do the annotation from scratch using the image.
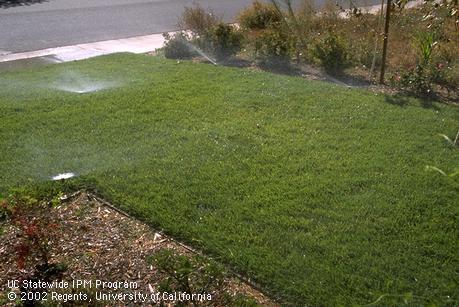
[0,54,458,305]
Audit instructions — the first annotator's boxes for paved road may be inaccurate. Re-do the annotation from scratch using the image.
[0,0,378,53]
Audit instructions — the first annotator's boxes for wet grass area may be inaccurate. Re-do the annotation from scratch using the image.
[0,56,60,73]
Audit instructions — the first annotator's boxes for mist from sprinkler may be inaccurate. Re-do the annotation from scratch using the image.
[184,41,218,65]
[55,84,111,94]
[50,71,119,94]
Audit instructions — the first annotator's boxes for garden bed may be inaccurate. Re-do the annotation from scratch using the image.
[0,191,275,306]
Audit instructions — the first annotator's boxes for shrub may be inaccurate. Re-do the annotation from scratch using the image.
[253,26,291,66]
[394,61,448,95]
[353,38,380,69]
[174,5,242,62]
[395,66,433,94]
[178,4,221,38]
[391,31,448,95]
[312,33,351,73]
[2,191,66,305]
[210,23,243,61]
[237,0,283,30]
[162,32,194,60]
[3,193,63,275]
[237,1,292,66]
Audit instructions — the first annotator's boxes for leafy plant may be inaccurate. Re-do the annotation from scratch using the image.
[237,0,292,66]
[162,32,195,60]
[51,191,63,208]
[398,32,449,95]
[425,131,459,186]
[425,165,446,176]
[415,31,437,66]
[393,31,442,95]
[264,0,313,64]
[2,192,66,305]
[253,26,291,66]
[395,66,433,94]
[356,39,381,69]
[425,165,459,186]
[237,0,283,30]
[209,23,243,61]
[174,5,241,63]
[178,4,221,38]
[312,32,351,73]
[3,193,64,278]
[439,130,459,147]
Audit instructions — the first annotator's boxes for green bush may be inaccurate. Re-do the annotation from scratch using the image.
[210,23,243,61]
[395,65,433,94]
[162,32,194,60]
[393,62,447,95]
[355,39,380,69]
[391,31,451,95]
[236,1,292,66]
[237,0,283,30]
[175,5,241,62]
[178,4,220,38]
[1,191,66,292]
[312,33,351,73]
[254,27,291,66]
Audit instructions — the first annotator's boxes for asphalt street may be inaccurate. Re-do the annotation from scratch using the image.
[0,0,379,53]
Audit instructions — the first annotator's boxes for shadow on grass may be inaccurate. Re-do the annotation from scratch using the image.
[226,58,452,109]
[174,54,457,107]
[196,57,306,77]
[222,58,373,88]
[323,71,372,87]
[384,92,443,110]
[258,61,304,77]
[419,96,441,110]
[0,0,48,8]
[384,94,410,107]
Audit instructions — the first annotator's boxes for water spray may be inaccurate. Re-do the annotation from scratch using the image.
[51,172,76,181]
[184,41,218,65]
[50,71,119,94]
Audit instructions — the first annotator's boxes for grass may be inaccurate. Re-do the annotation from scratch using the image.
[0,53,458,305]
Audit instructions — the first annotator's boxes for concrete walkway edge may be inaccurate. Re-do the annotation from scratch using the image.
[0,32,173,63]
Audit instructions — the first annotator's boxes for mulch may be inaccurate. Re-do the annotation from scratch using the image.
[0,192,277,306]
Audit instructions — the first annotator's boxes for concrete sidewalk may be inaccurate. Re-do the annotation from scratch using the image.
[338,0,422,17]
[0,32,170,64]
